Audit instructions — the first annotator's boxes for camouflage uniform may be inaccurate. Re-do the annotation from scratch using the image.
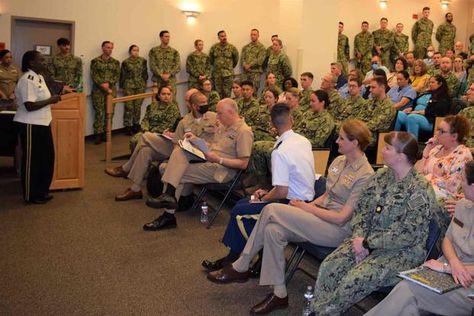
[443,71,460,97]
[391,32,409,64]
[185,51,211,89]
[119,56,148,127]
[204,90,220,112]
[373,28,394,68]
[326,89,347,119]
[266,52,292,88]
[129,100,180,152]
[427,64,440,76]
[458,105,474,147]
[358,96,395,143]
[294,109,335,147]
[313,167,446,315]
[412,17,434,59]
[241,41,266,94]
[48,53,82,89]
[299,89,313,112]
[354,31,374,75]
[238,97,259,118]
[148,46,180,93]
[258,84,282,104]
[209,42,239,98]
[243,105,272,142]
[337,33,350,75]
[336,95,368,129]
[90,56,120,134]
[436,22,456,55]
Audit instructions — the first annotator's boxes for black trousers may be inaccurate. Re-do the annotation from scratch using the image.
[18,123,55,202]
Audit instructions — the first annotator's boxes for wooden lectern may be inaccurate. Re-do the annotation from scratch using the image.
[50,92,85,190]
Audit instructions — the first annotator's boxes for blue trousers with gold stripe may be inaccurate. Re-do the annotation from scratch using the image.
[18,123,54,202]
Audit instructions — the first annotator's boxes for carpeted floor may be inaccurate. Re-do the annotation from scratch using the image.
[0,134,378,315]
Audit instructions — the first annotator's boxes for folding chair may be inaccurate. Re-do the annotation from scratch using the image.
[191,169,246,229]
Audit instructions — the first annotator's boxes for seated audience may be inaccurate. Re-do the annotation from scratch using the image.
[454,56,468,96]
[410,59,430,93]
[143,98,253,231]
[278,77,298,102]
[244,88,277,142]
[128,86,180,152]
[423,45,435,67]
[387,57,408,88]
[207,119,374,315]
[299,72,314,111]
[415,115,472,200]
[200,78,220,111]
[105,90,212,202]
[311,132,445,315]
[336,78,367,127]
[330,62,347,90]
[203,103,315,273]
[362,55,390,86]
[366,159,474,316]
[238,80,259,117]
[395,75,452,139]
[439,57,460,97]
[258,72,282,104]
[387,70,417,110]
[231,79,242,102]
[458,82,474,148]
[338,68,366,99]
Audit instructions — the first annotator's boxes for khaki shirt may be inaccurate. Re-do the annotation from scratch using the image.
[210,118,253,159]
[174,111,218,143]
[447,199,474,263]
[322,155,374,214]
[0,64,20,97]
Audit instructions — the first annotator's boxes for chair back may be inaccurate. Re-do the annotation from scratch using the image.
[313,149,330,176]
[375,132,389,165]
[425,217,441,261]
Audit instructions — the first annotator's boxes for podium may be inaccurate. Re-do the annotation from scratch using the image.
[50,92,85,190]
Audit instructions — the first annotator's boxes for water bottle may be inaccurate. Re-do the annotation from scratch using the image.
[302,285,315,316]
[200,202,208,224]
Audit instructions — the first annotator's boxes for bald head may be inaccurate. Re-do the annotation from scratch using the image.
[216,98,240,126]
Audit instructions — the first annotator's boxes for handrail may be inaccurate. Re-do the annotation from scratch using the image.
[105,83,158,163]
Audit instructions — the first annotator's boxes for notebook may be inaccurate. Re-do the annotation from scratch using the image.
[178,138,206,162]
[398,266,462,294]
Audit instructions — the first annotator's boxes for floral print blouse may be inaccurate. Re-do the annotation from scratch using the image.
[423,144,473,199]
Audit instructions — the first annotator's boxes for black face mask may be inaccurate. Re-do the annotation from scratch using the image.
[198,104,209,114]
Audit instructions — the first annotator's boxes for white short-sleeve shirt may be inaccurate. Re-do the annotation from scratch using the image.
[14,70,52,126]
[271,129,315,201]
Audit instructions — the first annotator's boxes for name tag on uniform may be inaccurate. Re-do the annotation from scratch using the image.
[407,192,427,210]
[226,131,237,140]
[342,174,354,187]
[453,217,464,228]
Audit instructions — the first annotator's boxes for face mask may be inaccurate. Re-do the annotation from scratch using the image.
[427,51,434,58]
[198,104,209,114]
[371,63,379,71]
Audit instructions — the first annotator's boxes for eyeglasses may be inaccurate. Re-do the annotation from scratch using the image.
[436,128,451,135]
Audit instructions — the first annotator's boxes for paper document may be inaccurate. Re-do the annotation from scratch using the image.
[178,138,206,161]
[398,266,461,294]
[188,137,209,154]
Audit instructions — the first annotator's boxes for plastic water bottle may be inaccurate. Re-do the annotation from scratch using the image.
[200,202,208,224]
[302,285,315,316]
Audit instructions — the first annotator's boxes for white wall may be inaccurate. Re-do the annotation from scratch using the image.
[1,0,473,136]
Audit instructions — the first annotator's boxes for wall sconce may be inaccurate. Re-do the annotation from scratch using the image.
[379,0,388,8]
[440,0,450,9]
[182,10,200,23]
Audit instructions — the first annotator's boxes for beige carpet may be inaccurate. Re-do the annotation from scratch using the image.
[0,134,378,315]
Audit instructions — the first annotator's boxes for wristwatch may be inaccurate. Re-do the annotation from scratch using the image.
[442,262,449,273]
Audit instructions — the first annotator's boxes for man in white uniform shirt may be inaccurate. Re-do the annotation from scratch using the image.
[202,103,315,272]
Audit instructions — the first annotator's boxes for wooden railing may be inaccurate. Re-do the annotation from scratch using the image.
[105,83,158,163]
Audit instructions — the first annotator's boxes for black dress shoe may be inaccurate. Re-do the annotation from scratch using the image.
[143,212,177,231]
[42,194,54,201]
[202,257,230,272]
[28,199,48,204]
[176,195,195,212]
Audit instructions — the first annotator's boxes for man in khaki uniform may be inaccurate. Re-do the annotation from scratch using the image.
[144,98,254,231]
[105,89,215,200]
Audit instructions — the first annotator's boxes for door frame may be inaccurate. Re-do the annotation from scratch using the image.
[11,16,76,55]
